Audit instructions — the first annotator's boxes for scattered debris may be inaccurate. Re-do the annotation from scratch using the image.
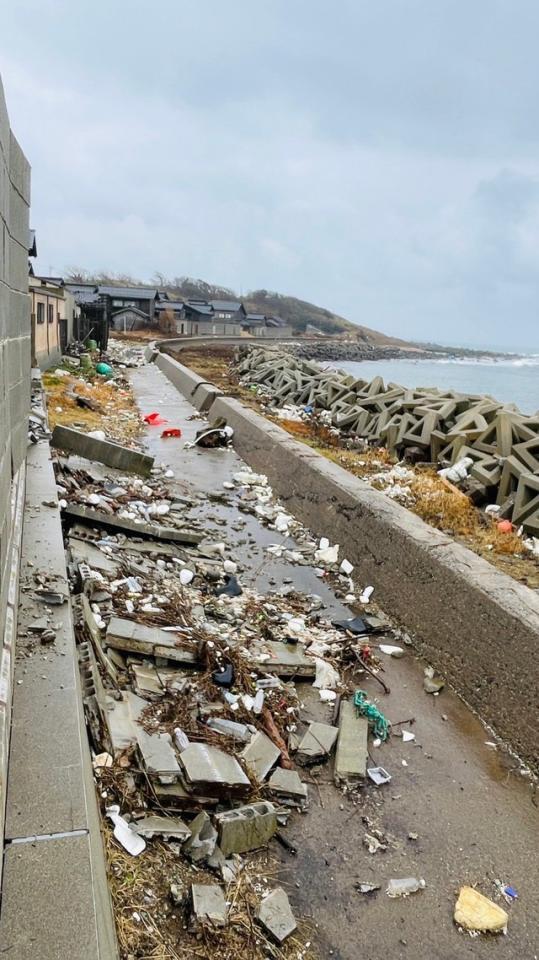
[454,885,509,934]
[423,666,445,695]
[355,882,381,896]
[367,766,392,786]
[43,343,520,959]
[386,877,426,898]
[256,887,297,944]
[106,805,146,856]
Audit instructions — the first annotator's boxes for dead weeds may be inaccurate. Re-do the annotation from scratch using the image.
[100,769,314,960]
[43,369,142,445]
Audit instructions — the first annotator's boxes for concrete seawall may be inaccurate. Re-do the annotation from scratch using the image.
[155,350,539,767]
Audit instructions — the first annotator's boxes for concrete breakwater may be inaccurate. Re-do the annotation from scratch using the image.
[288,341,440,362]
[235,347,539,537]
[155,346,539,769]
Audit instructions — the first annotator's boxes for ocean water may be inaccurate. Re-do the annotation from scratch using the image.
[326,356,539,415]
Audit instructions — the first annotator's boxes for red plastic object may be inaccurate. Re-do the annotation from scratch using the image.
[144,412,168,425]
[497,519,513,533]
[161,428,182,438]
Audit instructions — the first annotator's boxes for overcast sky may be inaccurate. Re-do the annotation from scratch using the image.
[3,1,539,349]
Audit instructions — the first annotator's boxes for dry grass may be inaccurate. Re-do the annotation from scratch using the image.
[43,370,142,445]
[100,769,314,960]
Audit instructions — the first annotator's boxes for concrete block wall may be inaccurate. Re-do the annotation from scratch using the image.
[0,75,30,848]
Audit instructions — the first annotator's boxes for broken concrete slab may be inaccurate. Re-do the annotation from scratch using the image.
[252,640,316,678]
[241,730,280,781]
[27,617,50,634]
[154,782,219,810]
[68,536,120,576]
[104,692,146,756]
[130,662,165,699]
[296,722,338,764]
[206,717,253,742]
[106,617,201,665]
[190,883,228,928]
[215,801,277,856]
[136,728,181,783]
[179,743,251,796]
[131,815,190,841]
[183,812,219,863]
[257,887,297,944]
[268,767,308,802]
[52,424,154,476]
[335,700,368,782]
[61,503,203,545]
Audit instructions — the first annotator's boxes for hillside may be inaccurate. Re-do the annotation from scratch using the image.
[65,269,408,345]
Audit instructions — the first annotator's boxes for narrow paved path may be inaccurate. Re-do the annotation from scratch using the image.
[130,362,539,960]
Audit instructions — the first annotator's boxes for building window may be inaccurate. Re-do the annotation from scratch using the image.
[48,303,54,323]
[37,302,45,324]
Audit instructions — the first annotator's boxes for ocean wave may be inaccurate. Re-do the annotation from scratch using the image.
[428,355,539,368]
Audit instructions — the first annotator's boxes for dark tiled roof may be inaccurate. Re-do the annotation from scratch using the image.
[156,300,184,310]
[185,302,213,316]
[34,275,65,287]
[210,300,242,312]
[98,285,160,299]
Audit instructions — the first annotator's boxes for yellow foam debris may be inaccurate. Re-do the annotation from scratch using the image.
[454,886,508,934]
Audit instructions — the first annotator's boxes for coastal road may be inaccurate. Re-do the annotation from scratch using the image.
[129,361,539,960]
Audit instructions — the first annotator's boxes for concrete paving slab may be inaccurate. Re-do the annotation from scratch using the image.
[296,722,338,763]
[334,700,368,782]
[1,835,102,958]
[106,616,201,664]
[0,439,117,958]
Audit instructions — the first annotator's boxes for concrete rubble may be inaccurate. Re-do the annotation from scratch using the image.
[215,801,278,855]
[190,883,228,928]
[257,886,297,944]
[37,338,529,957]
[234,346,539,535]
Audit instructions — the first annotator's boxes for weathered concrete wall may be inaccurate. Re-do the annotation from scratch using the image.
[0,76,31,862]
[156,350,539,767]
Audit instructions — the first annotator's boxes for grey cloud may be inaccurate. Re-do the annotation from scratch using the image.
[2,0,539,348]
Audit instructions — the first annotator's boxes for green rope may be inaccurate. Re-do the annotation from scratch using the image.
[354,689,390,741]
